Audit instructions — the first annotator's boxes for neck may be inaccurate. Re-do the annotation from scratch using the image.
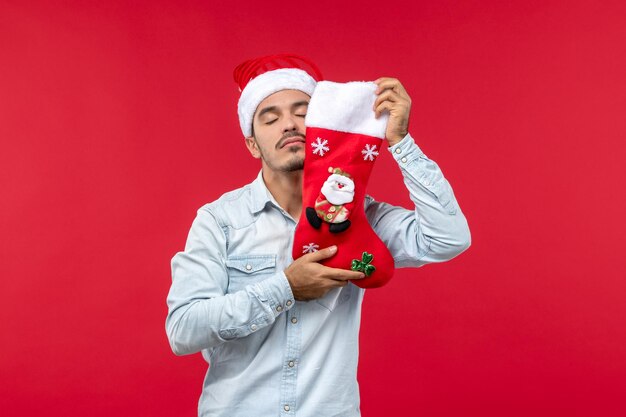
[261,167,303,219]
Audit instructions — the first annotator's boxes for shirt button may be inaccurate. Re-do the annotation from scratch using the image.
[286,300,293,307]
[288,360,295,367]
[245,264,252,271]
[395,148,402,154]
[291,317,298,324]
[284,405,290,412]
[276,305,283,312]
[250,324,258,331]
[401,157,407,163]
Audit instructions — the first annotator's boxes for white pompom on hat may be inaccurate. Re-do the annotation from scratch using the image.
[233,54,323,137]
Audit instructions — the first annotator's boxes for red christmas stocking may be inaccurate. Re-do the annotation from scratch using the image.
[292,81,395,288]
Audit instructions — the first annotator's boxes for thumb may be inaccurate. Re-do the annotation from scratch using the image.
[304,245,337,262]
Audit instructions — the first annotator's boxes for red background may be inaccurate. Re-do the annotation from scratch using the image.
[1,1,625,416]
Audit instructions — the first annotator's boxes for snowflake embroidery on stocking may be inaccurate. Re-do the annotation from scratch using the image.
[311,137,330,156]
[302,243,319,254]
[361,144,380,161]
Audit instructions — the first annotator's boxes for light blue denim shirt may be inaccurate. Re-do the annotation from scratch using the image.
[166,134,470,417]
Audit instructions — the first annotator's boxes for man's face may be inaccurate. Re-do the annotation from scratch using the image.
[245,89,309,172]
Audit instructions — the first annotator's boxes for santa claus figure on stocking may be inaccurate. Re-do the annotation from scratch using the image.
[306,167,355,233]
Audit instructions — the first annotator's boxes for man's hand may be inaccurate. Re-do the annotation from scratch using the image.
[374,77,412,147]
[284,246,365,301]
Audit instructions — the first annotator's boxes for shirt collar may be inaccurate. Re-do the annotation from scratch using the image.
[250,170,276,214]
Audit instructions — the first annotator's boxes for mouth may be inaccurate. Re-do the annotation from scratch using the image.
[280,137,306,148]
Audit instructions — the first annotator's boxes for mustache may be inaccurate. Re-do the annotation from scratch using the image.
[276,131,306,149]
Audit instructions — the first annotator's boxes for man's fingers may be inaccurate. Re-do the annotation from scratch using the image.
[373,90,399,109]
[374,91,410,113]
[375,99,412,118]
[304,245,338,262]
[375,77,405,90]
[374,101,393,118]
[324,266,366,281]
[374,76,398,87]
[299,246,365,280]
[374,78,409,98]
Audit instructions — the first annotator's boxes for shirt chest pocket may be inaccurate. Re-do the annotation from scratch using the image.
[225,254,277,294]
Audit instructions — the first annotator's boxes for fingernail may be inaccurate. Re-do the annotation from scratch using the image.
[360,273,365,279]
[329,245,337,253]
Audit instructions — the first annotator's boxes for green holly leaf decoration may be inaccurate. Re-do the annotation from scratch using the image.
[362,252,373,264]
[351,252,376,276]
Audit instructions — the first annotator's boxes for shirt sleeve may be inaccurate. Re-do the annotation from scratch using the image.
[165,206,295,356]
[365,133,471,268]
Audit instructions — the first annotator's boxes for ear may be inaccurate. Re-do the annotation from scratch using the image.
[244,137,261,159]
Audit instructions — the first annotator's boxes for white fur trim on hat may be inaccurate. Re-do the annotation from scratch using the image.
[237,68,317,137]
[305,81,388,139]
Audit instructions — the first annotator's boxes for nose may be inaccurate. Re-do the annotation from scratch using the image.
[283,117,296,132]
[282,113,297,132]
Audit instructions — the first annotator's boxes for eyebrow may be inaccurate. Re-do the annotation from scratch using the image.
[257,101,309,119]
[292,100,309,110]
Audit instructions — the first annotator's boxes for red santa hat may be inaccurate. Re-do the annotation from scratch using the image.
[233,54,323,137]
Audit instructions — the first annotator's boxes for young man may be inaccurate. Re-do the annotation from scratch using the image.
[166,54,470,417]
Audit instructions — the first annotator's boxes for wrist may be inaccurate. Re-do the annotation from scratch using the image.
[387,132,408,147]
